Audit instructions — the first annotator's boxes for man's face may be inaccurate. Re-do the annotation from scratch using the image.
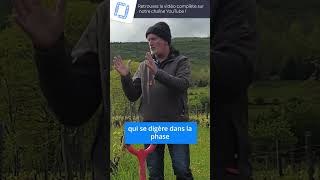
[147,33,168,56]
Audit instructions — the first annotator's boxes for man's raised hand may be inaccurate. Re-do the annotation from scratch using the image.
[145,52,157,75]
[13,0,65,49]
[113,56,130,76]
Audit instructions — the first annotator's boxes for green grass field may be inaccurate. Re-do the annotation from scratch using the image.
[111,127,210,179]
[252,166,320,180]
[249,80,320,103]
[248,80,320,179]
[248,80,320,126]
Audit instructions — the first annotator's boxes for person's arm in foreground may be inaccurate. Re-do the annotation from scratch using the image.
[13,0,102,126]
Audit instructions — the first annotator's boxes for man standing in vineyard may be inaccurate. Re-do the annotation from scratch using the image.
[113,22,194,180]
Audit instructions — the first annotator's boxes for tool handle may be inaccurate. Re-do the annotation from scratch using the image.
[125,144,157,180]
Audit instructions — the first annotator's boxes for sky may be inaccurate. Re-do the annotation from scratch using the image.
[111,18,210,42]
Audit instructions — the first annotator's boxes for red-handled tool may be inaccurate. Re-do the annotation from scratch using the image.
[125,144,157,180]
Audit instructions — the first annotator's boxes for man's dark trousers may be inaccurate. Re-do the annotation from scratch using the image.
[144,144,194,180]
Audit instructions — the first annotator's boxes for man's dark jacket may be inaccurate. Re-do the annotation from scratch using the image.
[121,53,191,122]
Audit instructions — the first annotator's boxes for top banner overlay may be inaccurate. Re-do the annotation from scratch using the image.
[134,0,210,18]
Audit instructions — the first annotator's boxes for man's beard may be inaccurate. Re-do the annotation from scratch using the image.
[150,48,157,56]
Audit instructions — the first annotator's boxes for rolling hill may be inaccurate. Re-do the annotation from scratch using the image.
[110,37,210,67]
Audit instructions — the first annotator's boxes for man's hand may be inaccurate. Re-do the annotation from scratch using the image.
[113,56,130,76]
[13,0,65,49]
[145,52,157,75]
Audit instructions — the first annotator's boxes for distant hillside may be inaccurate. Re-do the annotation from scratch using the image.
[110,37,210,85]
[255,0,320,80]
[110,37,210,67]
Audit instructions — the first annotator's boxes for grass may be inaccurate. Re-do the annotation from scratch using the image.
[252,164,320,180]
[248,80,320,179]
[249,80,320,104]
[111,127,210,179]
[248,80,320,128]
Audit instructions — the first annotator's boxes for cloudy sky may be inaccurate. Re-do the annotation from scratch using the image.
[111,18,210,42]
